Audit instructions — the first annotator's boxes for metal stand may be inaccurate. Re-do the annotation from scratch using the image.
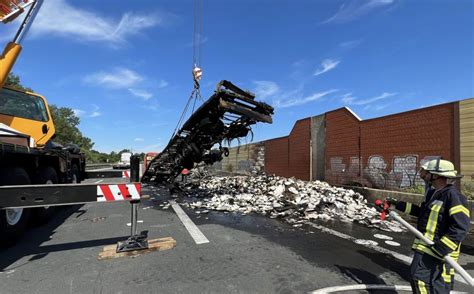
[116,155,149,253]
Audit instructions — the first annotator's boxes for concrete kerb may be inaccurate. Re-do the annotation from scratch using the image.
[343,185,474,221]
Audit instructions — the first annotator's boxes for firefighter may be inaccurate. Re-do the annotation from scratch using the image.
[388,159,470,293]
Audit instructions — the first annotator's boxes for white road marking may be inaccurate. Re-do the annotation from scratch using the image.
[169,200,209,245]
[307,223,468,285]
[94,179,104,184]
[126,220,143,226]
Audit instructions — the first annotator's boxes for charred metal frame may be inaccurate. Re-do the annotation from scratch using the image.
[141,80,274,184]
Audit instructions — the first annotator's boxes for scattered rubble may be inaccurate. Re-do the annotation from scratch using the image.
[183,175,406,232]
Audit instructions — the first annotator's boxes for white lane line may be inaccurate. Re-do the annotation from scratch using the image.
[94,179,104,184]
[169,200,209,245]
[307,223,468,285]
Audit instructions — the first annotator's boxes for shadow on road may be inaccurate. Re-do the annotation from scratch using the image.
[0,205,127,272]
[334,265,398,294]
[357,249,411,281]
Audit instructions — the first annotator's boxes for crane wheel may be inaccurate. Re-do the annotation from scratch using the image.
[0,167,32,247]
[32,166,58,224]
[71,164,81,184]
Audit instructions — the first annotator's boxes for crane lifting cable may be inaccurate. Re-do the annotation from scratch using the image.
[192,0,203,85]
[170,0,204,140]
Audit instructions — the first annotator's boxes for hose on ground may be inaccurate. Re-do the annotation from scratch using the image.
[309,284,468,293]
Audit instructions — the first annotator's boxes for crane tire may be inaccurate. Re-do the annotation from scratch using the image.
[0,167,32,247]
[32,166,58,224]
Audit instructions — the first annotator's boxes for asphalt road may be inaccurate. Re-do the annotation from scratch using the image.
[1,176,473,293]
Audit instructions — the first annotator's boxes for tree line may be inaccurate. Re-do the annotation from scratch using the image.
[5,73,144,163]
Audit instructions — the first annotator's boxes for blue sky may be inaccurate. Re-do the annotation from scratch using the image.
[1,0,472,153]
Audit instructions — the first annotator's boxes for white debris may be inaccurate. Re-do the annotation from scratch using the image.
[373,234,394,240]
[354,239,379,246]
[385,240,401,247]
[185,175,405,232]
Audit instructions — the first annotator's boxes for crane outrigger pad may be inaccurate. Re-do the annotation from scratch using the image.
[141,80,274,184]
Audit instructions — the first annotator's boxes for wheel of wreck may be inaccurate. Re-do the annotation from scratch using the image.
[0,167,32,247]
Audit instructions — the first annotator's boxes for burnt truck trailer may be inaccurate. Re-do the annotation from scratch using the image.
[142,80,274,185]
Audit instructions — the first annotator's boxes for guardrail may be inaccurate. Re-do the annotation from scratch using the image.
[85,163,113,170]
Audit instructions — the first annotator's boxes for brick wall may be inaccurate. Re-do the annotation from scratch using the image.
[325,108,361,185]
[325,103,458,190]
[264,119,311,180]
[264,136,289,177]
[288,118,311,180]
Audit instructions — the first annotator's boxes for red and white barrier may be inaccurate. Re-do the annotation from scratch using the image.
[122,170,130,178]
[97,184,140,202]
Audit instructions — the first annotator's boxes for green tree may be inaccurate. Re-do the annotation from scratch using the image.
[4,73,33,92]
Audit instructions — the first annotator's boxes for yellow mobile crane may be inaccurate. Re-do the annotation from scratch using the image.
[0,0,87,244]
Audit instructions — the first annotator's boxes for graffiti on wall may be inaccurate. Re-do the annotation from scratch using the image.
[327,154,440,190]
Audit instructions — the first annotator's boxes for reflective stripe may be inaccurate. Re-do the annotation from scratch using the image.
[405,202,412,214]
[412,240,443,260]
[418,280,428,294]
[441,236,457,251]
[442,264,451,283]
[424,204,442,240]
[449,205,470,217]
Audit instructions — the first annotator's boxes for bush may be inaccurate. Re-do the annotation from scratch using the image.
[401,185,425,195]
[461,182,474,200]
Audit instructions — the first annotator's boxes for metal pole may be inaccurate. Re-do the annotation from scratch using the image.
[130,154,140,183]
[130,200,138,237]
[129,154,140,237]
[389,211,474,288]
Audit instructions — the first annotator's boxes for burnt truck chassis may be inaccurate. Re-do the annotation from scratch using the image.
[141,80,274,185]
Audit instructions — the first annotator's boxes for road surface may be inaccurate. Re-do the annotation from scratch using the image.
[0,176,473,293]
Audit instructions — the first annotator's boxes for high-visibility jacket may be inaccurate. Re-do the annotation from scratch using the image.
[396,184,470,261]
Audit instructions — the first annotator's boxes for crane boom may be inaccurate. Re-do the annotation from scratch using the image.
[0,0,43,88]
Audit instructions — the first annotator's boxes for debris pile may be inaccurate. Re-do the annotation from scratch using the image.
[185,175,405,232]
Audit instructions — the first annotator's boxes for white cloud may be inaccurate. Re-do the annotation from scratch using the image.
[73,105,101,118]
[274,89,339,108]
[314,59,340,76]
[72,109,86,117]
[252,81,280,99]
[84,68,143,89]
[134,138,144,142]
[339,39,363,49]
[128,88,153,100]
[89,111,101,118]
[322,0,395,24]
[157,80,169,88]
[342,92,398,106]
[31,0,160,45]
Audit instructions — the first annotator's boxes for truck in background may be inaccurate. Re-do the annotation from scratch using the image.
[113,152,132,169]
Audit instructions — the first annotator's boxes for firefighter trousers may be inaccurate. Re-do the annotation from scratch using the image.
[410,251,454,294]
